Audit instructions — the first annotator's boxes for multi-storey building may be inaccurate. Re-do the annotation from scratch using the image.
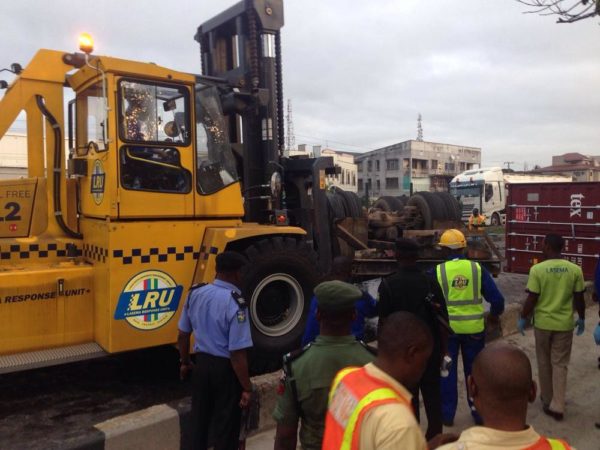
[355,140,481,198]
[535,152,600,182]
[0,132,27,179]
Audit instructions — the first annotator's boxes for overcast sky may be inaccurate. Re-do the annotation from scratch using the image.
[1,0,598,169]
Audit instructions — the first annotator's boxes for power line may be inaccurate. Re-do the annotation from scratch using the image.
[294,132,369,152]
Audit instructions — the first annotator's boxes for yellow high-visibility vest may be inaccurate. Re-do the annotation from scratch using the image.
[436,258,484,334]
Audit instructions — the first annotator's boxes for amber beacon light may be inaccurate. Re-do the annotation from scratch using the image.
[78,33,94,54]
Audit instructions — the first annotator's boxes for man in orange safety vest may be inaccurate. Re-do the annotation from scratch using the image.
[322,312,457,449]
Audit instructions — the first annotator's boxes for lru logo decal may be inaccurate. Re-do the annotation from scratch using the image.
[451,275,469,290]
[570,193,584,218]
[115,270,183,331]
[91,159,105,205]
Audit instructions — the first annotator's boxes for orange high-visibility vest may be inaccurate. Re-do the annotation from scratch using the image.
[322,366,411,450]
[524,437,572,450]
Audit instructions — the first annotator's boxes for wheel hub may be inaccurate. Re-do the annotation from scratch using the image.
[250,273,304,337]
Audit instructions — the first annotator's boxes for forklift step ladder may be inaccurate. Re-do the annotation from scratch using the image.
[0,342,106,374]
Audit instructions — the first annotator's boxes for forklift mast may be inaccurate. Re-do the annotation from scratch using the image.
[195,0,284,223]
[196,0,335,271]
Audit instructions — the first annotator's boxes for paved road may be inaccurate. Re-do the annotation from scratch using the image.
[247,306,600,450]
[0,345,189,449]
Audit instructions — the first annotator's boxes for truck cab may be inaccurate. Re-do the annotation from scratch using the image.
[450,167,506,226]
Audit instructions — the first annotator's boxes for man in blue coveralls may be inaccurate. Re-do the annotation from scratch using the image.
[301,256,377,345]
[177,251,252,450]
[435,229,504,426]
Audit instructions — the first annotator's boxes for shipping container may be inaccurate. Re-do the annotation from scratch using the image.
[505,182,600,280]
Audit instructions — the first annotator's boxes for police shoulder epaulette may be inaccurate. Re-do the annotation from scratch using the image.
[231,291,247,309]
[283,343,311,366]
[189,282,208,292]
[358,340,378,356]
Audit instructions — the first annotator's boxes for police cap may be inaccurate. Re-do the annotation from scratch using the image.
[215,251,247,273]
[314,280,361,312]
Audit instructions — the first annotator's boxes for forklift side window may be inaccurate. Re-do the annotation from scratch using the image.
[118,80,190,146]
[119,146,191,193]
[76,82,107,155]
[195,85,239,194]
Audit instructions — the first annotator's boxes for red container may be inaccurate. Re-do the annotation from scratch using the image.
[505,182,600,280]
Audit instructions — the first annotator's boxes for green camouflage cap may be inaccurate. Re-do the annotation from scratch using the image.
[314,280,362,312]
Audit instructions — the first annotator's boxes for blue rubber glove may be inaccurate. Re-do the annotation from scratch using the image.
[575,318,585,336]
[593,324,600,345]
[517,317,528,336]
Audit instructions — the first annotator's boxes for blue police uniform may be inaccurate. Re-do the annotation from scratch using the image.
[301,291,377,346]
[435,255,504,425]
[178,279,253,450]
[178,279,253,356]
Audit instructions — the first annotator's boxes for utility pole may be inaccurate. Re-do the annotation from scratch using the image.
[504,161,515,170]
[416,113,423,142]
[285,99,295,156]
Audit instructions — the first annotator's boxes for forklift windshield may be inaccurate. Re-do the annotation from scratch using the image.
[195,84,238,194]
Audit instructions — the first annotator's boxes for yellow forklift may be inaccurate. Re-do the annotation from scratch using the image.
[0,0,337,373]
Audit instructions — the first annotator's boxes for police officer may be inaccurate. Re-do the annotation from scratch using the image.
[177,251,252,450]
[273,281,376,450]
[435,229,504,426]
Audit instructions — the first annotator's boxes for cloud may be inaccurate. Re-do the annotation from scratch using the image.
[1,0,598,169]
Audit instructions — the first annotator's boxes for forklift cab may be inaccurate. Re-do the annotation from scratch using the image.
[70,63,242,221]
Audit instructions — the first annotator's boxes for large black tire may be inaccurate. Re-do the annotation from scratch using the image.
[450,195,463,221]
[418,191,446,222]
[396,195,408,209]
[433,192,462,221]
[432,192,453,221]
[241,237,318,374]
[333,187,361,218]
[374,196,403,212]
[407,193,432,229]
[326,192,346,219]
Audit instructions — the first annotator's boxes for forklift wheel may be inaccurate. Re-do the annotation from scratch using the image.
[241,237,318,374]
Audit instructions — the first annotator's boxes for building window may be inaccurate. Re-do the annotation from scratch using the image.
[367,160,372,172]
[386,159,399,170]
[352,173,356,186]
[357,162,362,172]
[385,177,399,189]
[445,162,455,172]
[376,180,381,191]
[431,159,438,172]
[358,179,363,191]
[376,160,380,171]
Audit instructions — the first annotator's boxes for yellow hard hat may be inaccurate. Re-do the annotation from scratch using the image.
[439,229,467,249]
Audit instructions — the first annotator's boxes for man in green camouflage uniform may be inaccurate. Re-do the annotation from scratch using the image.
[272,280,376,450]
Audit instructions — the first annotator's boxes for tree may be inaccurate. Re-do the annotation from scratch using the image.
[518,0,599,23]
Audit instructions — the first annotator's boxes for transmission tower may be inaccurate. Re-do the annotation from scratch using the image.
[416,113,423,141]
[285,99,296,153]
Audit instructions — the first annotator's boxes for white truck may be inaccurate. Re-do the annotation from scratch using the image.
[449,167,571,226]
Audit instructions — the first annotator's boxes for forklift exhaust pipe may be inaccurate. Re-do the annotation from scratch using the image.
[35,95,82,239]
